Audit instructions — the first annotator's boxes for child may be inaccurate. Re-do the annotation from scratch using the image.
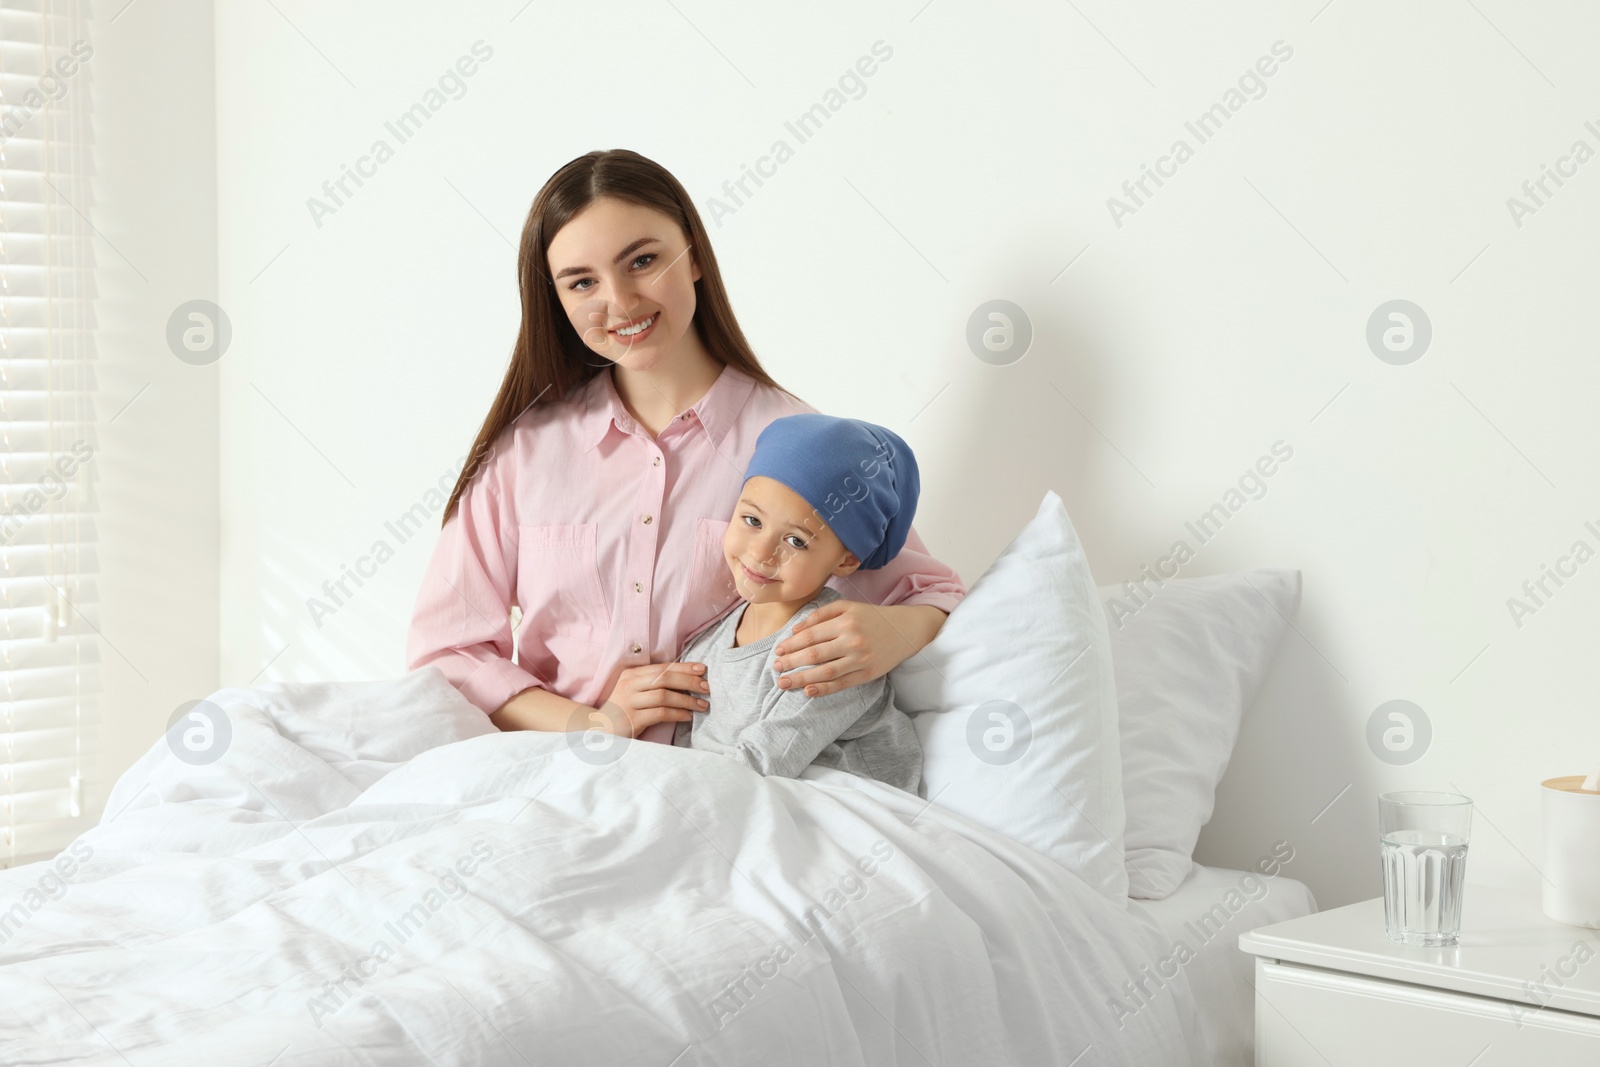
[671,414,923,793]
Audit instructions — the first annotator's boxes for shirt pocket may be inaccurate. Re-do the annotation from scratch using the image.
[683,516,739,643]
[518,523,611,652]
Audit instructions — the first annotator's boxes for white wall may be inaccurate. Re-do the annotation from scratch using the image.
[209,0,1600,909]
[88,0,219,832]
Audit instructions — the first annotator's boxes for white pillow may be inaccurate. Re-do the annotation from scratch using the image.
[1100,568,1300,899]
[891,491,1127,904]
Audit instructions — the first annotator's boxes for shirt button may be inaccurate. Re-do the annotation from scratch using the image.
[630,642,642,654]
[680,413,690,421]
[653,455,662,466]
[633,581,643,592]
[642,514,652,525]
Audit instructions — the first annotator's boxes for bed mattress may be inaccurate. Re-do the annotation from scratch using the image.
[1127,863,1319,1065]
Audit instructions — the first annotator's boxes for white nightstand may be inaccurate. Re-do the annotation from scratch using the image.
[1239,883,1600,1065]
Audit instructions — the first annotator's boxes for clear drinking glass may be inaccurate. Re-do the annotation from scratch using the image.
[1380,791,1472,946]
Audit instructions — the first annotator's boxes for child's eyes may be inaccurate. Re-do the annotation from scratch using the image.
[741,515,805,550]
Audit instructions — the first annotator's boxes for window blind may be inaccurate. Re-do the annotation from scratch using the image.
[0,0,99,868]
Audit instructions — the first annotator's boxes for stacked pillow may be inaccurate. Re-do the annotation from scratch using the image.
[892,491,1127,903]
[890,489,1299,902]
[1099,568,1300,898]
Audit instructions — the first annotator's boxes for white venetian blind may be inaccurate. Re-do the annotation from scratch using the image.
[0,0,98,868]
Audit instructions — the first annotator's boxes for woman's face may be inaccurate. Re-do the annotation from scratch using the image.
[545,197,703,374]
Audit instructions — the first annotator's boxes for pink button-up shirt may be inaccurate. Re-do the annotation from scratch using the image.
[405,362,967,719]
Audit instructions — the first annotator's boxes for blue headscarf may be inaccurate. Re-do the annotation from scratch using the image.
[742,414,920,571]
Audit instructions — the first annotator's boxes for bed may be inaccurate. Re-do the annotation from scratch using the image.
[0,493,1314,1064]
[0,670,1313,1066]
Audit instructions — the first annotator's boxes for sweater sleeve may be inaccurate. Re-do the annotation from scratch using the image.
[404,439,547,716]
[828,523,966,614]
[720,669,885,779]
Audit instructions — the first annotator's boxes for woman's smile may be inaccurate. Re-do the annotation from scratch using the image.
[611,311,659,344]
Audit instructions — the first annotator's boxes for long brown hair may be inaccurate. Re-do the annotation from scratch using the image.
[441,149,802,527]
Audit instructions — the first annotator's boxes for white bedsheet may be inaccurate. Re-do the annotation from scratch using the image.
[1,669,1208,1065]
[1127,863,1319,1066]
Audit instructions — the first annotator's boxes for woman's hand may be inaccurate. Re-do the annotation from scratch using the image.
[772,602,947,698]
[594,661,711,738]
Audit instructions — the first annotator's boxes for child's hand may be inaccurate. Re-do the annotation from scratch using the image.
[595,661,711,738]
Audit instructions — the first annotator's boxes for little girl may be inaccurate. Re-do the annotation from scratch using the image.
[672,414,923,793]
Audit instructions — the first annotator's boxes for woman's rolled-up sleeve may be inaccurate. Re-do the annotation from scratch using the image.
[832,523,966,614]
[405,441,547,716]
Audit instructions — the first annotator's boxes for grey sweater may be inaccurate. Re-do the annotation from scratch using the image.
[671,587,922,793]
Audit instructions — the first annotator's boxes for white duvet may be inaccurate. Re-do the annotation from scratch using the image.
[0,669,1202,1065]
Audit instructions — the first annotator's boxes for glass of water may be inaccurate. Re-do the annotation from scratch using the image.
[1380,791,1472,946]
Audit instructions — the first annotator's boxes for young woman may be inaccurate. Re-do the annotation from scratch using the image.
[405,149,966,740]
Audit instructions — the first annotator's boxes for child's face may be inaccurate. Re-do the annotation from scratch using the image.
[724,476,861,606]
[545,197,702,374]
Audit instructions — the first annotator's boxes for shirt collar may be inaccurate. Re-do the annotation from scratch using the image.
[581,362,756,452]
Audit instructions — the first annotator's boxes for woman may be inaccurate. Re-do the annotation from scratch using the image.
[405,149,966,740]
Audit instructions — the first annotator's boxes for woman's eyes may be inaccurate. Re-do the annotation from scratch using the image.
[565,253,658,292]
